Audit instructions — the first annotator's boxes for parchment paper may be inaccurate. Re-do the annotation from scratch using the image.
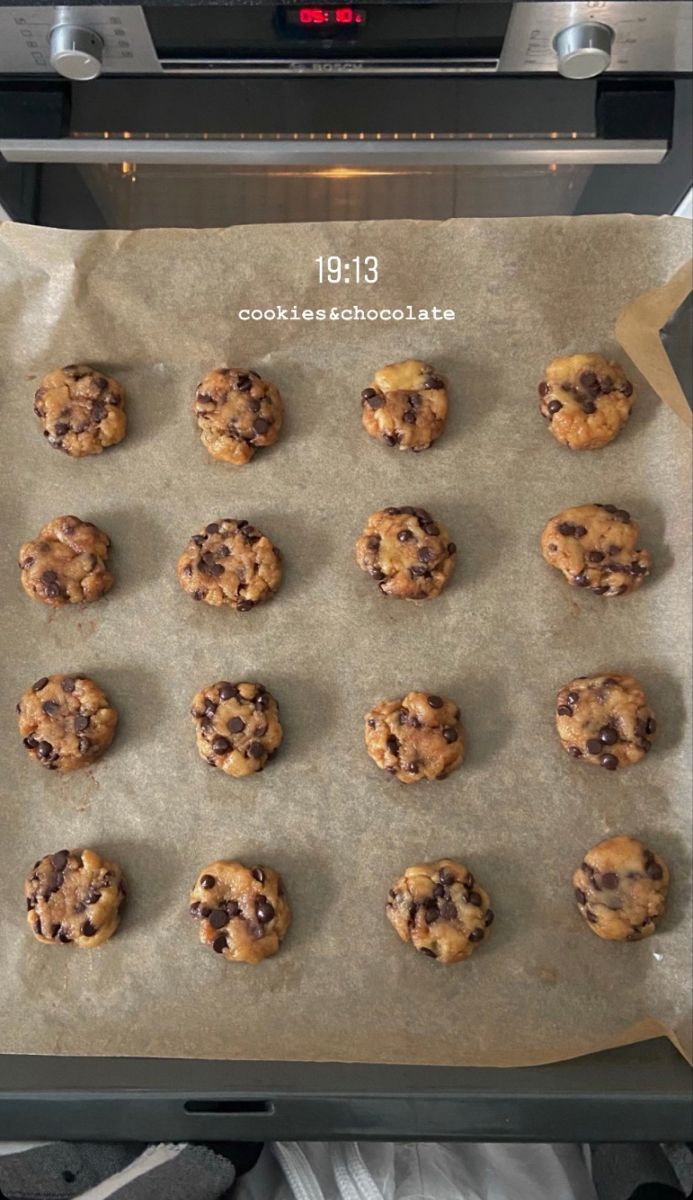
[0,216,690,1067]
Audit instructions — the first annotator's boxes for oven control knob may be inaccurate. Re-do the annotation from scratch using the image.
[49,24,104,81]
[554,22,613,80]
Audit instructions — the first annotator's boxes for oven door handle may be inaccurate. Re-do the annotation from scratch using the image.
[0,137,668,166]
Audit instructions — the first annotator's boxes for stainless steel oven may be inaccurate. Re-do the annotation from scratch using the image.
[0,1,691,227]
[1,1,690,226]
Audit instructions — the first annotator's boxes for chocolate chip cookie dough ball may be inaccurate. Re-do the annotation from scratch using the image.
[191,681,282,776]
[538,353,634,450]
[17,674,118,771]
[189,860,290,963]
[177,519,282,611]
[556,673,656,770]
[573,836,669,941]
[355,507,456,599]
[541,504,651,597]
[19,515,114,606]
[361,359,448,451]
[34,365,127,456]
[25,848,126,947]
[387,859,494,963]
[365,692,464,782]
[194,367,282,465]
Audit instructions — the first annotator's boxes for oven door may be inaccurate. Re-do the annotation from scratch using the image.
[1,72,691,226]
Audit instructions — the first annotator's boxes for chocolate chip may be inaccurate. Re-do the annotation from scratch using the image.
[419,947,437,957]
[582,400,597,414]
[252,867,265,883]
[574,573,591,587]
[406,761,419,774]
[647,861,664,880]
[37,740,53,759]
[32,677,49,692]
[362,387,382,408]
[468,891,483,907]
[205,523,220,535]
[218,683,237,701]
[557,705,573,717]
[212,935,227,953]
[208,908,228,929]
[383,432,398,446]
[41,700,60,718]
[547,399,562,415]
[82,919,97,937]
[248,397,261,412]
[615,510,631,523]
[468,928,484,943]
[51,850,69,871]
[191,534,206,546]
[586,738,603,755]
[600,753,618,770]
[367,535,380,550]
[439,868,455,886]
[386,735,399,754]
[236,374,252,390]
[568,745,582,758]
[212,736,230,754]
[256,693,270,711]
[427,696,443,709]
[566,691,580,705]
[447,543,456,554]
[484,910,495,927]
[248,741,264,759]
[557,522,576,536]
[74,714,90,732]
[622,381,633,397]
[574,888,587,905]
[573,525,587,538]
[23,735,37,749]
[601,872,619,889]
[646,717,657,735]
[424,907,440,924]
[440,726,458,745]
[600,376,614,393]
[253,417,270,435]
[227,900,241,917]
[586,909,599,924]
[538,381,549,397]
[256,899,275,924]
[599,726,618,745]
[422,523,439,537]
[418,546,434,562]
[586,550,605,563]
[228,716,245,733]
[200,874,215,889]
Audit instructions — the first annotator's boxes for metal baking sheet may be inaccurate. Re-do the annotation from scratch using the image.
[0,215,690,1065]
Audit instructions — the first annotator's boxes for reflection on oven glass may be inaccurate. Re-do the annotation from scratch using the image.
[77,164,591,227]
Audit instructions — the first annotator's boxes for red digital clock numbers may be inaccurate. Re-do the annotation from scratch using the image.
[284,6,367,29]
[300,7,363,23]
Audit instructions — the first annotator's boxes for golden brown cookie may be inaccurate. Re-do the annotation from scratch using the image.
[194,367,282,465]
[387,859,493,964]
[538,353,634,450]
[365,692,464,783]
[176,518,282,611]
[191,681,282,777]
[34,365,127,456]
[25,848,126,948]
[189,860,290,963]
[361,359,448,451]
[17,674,118,771]
[355,507,456,600]
[19,515,114,606]
[541,504,651,597]
[573,836,668,941]
[555,673,656,771]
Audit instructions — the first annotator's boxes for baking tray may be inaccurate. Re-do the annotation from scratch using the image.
[0,1040,692,1142]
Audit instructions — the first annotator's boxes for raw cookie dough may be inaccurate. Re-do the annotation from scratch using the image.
[17,674,118,771]
[176,519,282,610]
[25,848,126,947]
[34,364,127,457]
[19,515,114,606]
[365,692,464,782]
[556,673,656,770]
[361,359,448,451]
[194,367,282,465]
[191,681,282,776]
[541,504,651,597]
[355,506,456,599]
[387,859,494,963]
[573,836,669,941]
[189,860,290,963]
[538,353,634,450]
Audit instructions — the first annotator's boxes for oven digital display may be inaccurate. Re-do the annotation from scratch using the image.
[284,7,367,29]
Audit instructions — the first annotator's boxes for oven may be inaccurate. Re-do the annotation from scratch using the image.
[0,1,691,228]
